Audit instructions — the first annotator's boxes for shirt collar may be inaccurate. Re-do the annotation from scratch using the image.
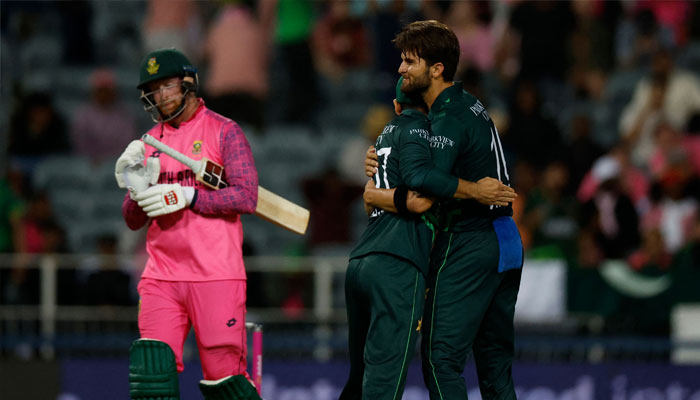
[401,108,428,119]
[429,82,462,119]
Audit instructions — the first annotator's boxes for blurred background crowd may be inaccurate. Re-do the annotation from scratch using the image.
[2,0,700,367]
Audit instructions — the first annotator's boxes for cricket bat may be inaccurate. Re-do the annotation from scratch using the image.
[142,134,310,235]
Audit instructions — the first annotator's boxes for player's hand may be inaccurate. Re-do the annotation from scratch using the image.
[407,191,434,213]
[474,177,516,207]
[134,184,195,217]
[365,145,378,177]
[115,140,145,189]
[122,157,161,199]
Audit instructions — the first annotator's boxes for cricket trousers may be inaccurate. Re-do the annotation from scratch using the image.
[340,253,426,400]
[422,229,522,400]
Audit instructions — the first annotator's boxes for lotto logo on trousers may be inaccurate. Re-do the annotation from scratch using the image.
[164,191,178,205]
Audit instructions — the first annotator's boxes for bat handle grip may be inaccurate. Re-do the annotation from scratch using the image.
[142,134,201,173]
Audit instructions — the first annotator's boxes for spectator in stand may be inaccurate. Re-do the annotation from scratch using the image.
[312,1,371,84]
[142,0,203,62]
[565,113,605,191]
[579,154,641,260]
[615,7,675,69]
[203,0,275,133]
[627,227,672,271]
[650,121,700,180]
[1,192,68,305]
[445,1,494,77]
[642,156,699,254]
[568,0,620,76]
[8,92,70,162]
[521,160,578,256]
[502,79,565,172]
[620,48,700,165]
[70,68,138,164]
[270,0,319,125]
[505,0,575,82]
[578,147,651,212]
[619,74,666,169]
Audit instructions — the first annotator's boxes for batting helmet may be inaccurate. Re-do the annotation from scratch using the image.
[137,48,199,122]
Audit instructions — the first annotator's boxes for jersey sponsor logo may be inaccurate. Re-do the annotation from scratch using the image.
[192,140,202,155]
[469,100,491,121]
[429,135,455,149]
[376,124,397,146]
[409,128,430,141]
[226,318,237,327]
[381,125,397,135]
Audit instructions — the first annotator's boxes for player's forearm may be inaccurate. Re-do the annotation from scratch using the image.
[454,179,480,199]
[193,184,258,215]
[122,193,148,230]
[400,140,458,199]
[192,122,259,215]
[363,186,398,213]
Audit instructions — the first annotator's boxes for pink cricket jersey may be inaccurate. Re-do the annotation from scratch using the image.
[123,100,258,281]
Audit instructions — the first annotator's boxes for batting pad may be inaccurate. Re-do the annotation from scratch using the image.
[129,339,179,400]
[199,374,262,400]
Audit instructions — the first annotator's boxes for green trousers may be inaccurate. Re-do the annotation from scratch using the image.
[340,253,426,400]
[422,230,522,400]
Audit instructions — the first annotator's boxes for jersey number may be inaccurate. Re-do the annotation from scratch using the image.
[374,147,392,189]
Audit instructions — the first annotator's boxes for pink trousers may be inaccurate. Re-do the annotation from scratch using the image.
[137,278,249,380]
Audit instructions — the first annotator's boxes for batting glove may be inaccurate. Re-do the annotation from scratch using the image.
[134,184,195,217]
[122,157,160,199]
[115,140,146,189]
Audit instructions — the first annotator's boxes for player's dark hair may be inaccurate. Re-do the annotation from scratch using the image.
[393,20,460,82]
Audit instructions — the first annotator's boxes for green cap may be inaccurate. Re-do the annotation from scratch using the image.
[396,76,413,105]
[137,48,196,89]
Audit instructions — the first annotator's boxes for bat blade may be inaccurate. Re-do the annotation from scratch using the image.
[255,186,310,235]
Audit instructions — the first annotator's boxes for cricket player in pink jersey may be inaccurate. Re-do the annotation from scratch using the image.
[114,48,262,400]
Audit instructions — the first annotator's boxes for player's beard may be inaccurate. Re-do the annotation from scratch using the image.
[157,94,185,119]
[401,67,431,95]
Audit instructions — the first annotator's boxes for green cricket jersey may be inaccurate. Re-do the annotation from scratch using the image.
[349,109,458,276]
[429,83,514,231]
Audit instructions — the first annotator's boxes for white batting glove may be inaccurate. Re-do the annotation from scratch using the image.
[133,184,195,217]
[115,140,146,189]
[122,157,161,199]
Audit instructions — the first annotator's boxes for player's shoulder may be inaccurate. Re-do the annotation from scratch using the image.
[451,90,491,126]
[397,109,429,128]
[202,106,232,125]
[202,106,247,136]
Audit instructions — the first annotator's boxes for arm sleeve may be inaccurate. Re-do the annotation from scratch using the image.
[122,193,148,230]
[192,121,259,215]
[399,122,459,199]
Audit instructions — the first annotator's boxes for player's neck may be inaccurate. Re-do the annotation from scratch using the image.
[424,80,454,110]
[168,96,198,128]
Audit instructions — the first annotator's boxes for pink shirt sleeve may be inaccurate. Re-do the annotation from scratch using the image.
[122,193,148,230]
[192,121,258,215]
